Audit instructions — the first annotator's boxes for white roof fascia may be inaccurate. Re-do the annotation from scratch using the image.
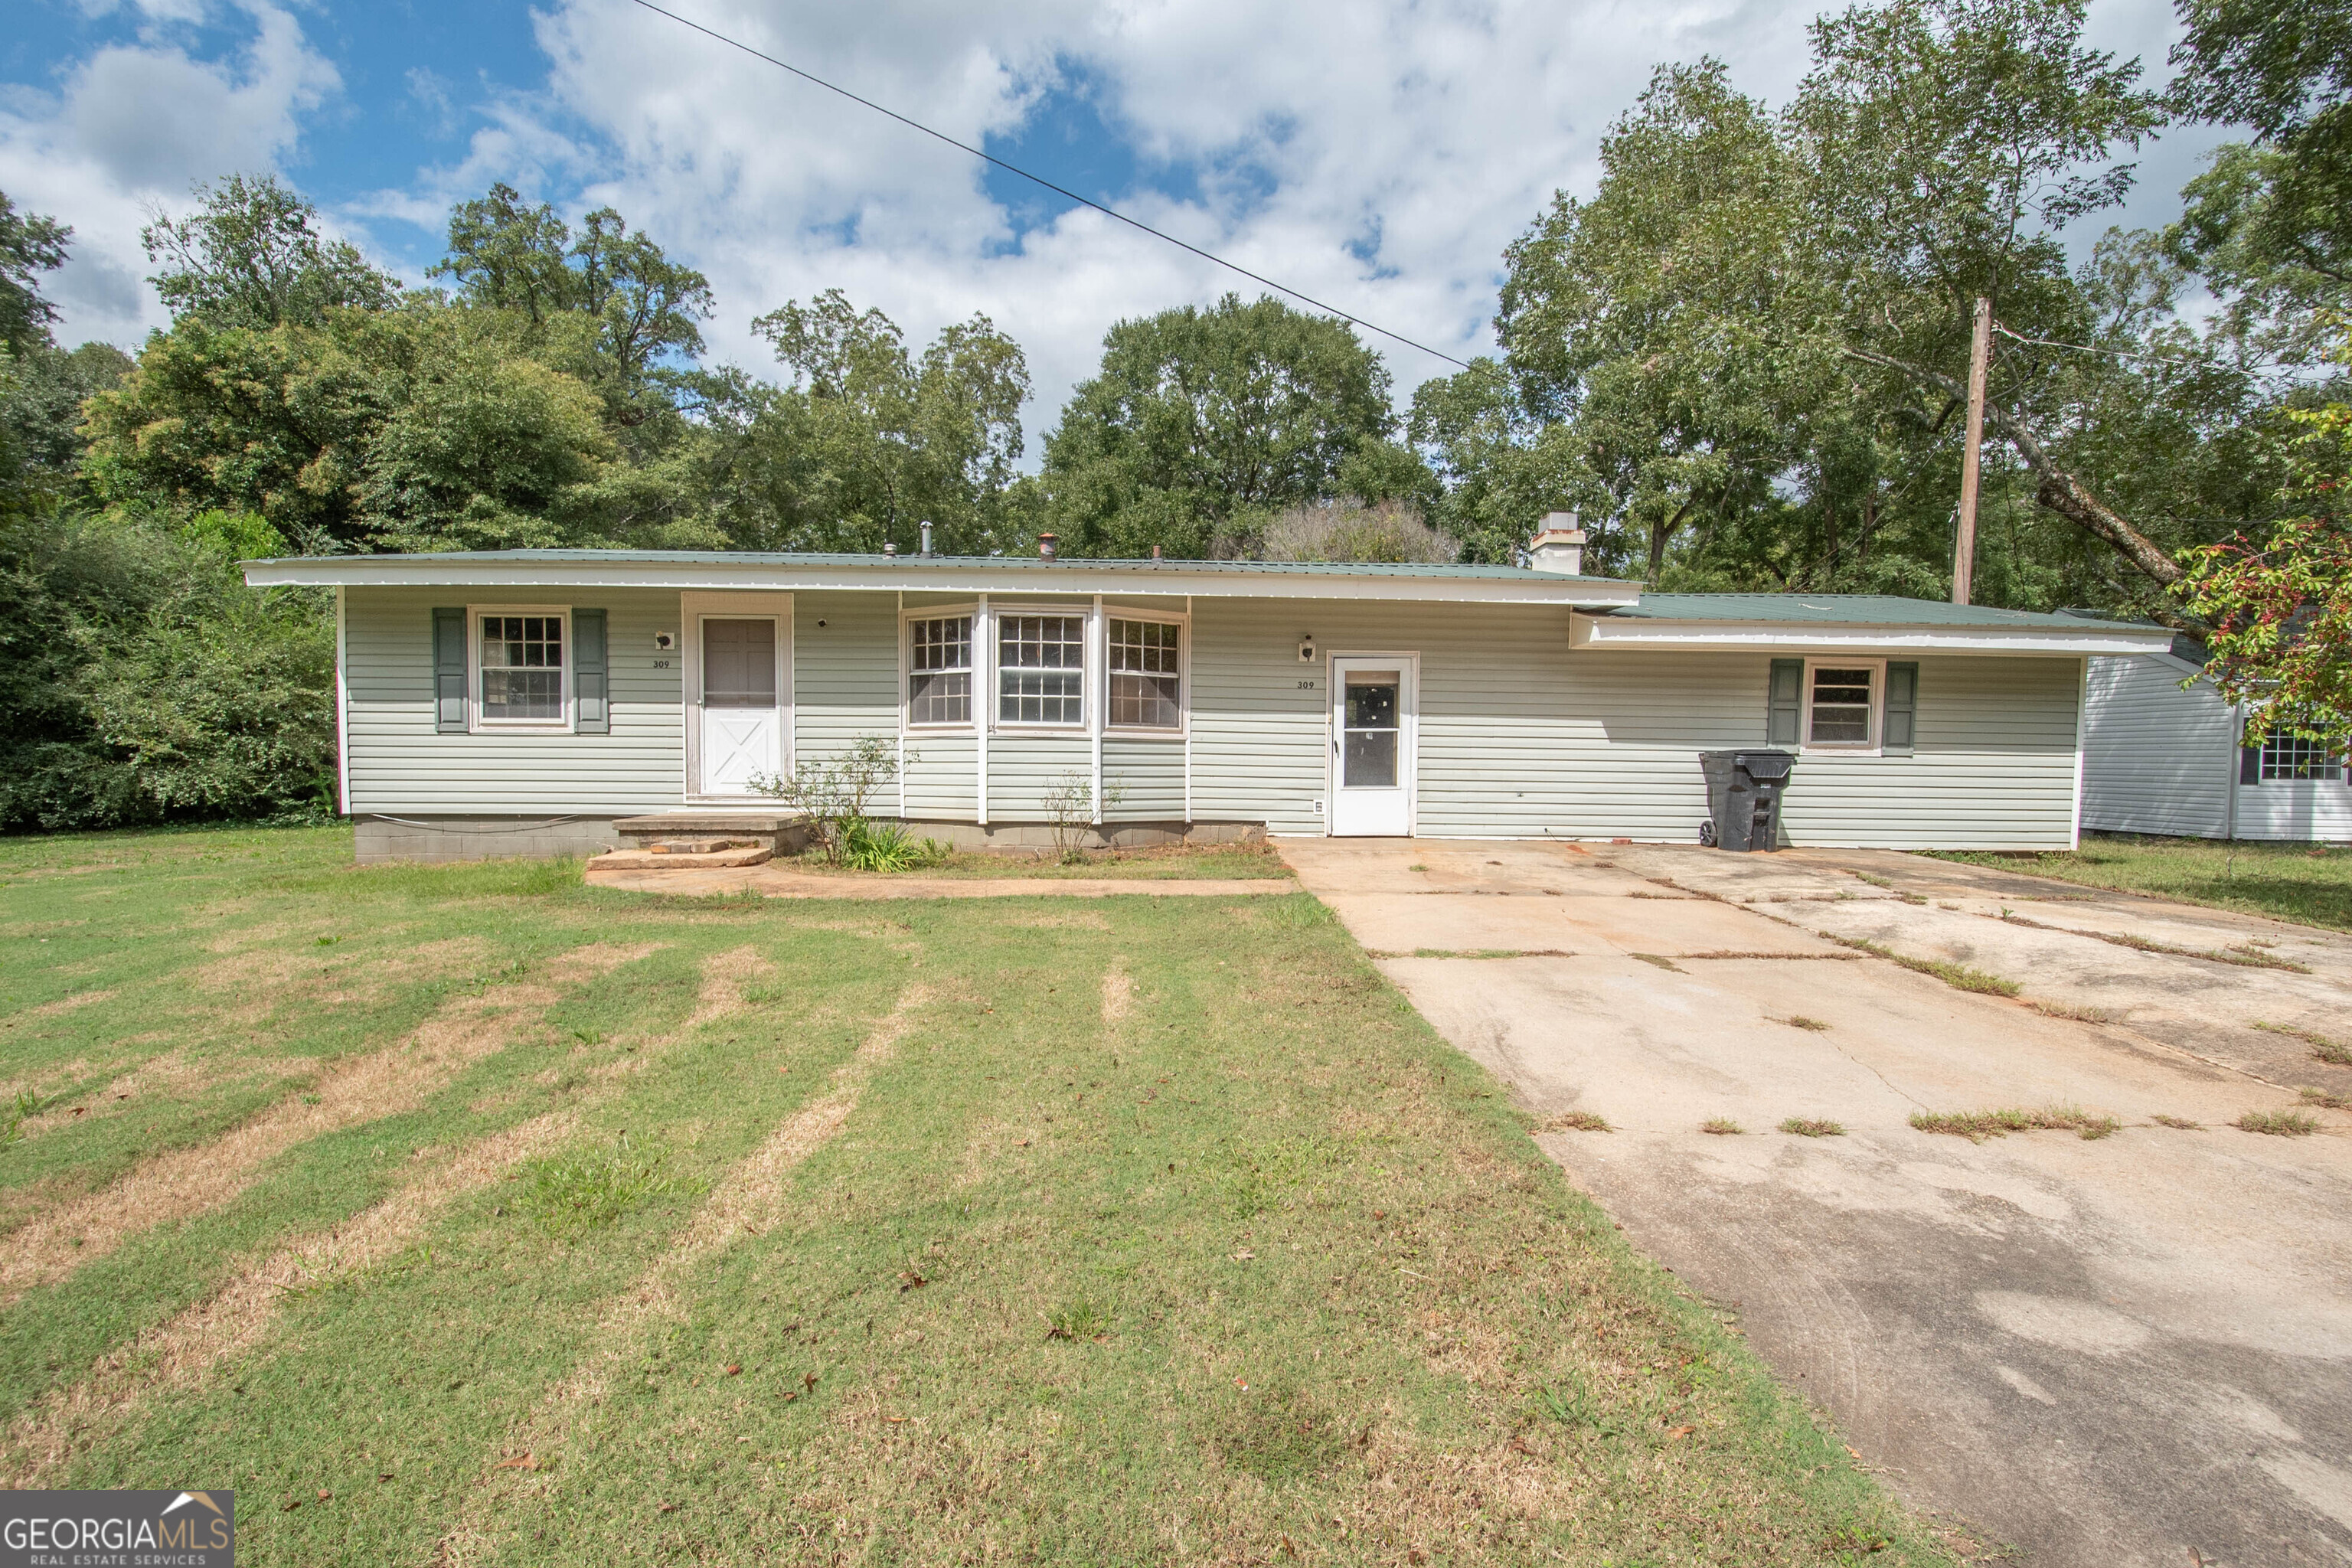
[242,557,1643,608]
[1570,612,2175,657]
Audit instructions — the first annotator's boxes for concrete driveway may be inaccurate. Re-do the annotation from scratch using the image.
[1281,837,2352,1567]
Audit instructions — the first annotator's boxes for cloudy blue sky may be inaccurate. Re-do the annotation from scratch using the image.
[2,0,2229,434]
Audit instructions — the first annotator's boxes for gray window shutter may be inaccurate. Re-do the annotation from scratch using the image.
[2240,729,2263,785]
[433,608,468,733]
[1883,662,1918,750]
[573,608,609,734]
[1767,658,1804,746]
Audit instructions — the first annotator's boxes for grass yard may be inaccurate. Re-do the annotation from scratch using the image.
[1929,833,2352,933]
[777,839,1295,880]
[2,825,1952,1566]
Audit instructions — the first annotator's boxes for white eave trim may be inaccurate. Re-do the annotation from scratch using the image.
[241,557,1644,608]
[1570,612,2175,657]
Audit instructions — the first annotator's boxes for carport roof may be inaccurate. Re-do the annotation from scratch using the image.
[1573,593,2177,655]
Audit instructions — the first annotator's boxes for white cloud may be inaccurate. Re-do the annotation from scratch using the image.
[466,0,1836,437]
[0,0,340,345]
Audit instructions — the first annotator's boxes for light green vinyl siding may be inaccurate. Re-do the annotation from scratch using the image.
[986,734,1092,819]
[792,590,896,769]
[341,583,2086,848]
[901,733,976,817]
[344,586,685,813]
[1103,736,1184,819]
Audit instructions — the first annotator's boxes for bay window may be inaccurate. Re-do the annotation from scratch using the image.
[1109,617,1182,730]
[998,614,1086,725]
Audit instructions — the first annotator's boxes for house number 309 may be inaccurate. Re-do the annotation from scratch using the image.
[1296,678,1317,689]
[652,658,672,668]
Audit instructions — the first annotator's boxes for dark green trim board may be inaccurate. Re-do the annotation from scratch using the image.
[1768,659,1804,746]
[1884,662,1919,751]
[433,607,467,734]
[573,608,609,734]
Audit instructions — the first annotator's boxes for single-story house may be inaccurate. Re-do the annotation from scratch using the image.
[241,529,2173,861]
[2081,635,2351,842]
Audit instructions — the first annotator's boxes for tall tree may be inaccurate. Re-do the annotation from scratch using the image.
[142,174,400,329]
[700,289,1028,554]
[0,191,70,357]
[1037,294,1424,559]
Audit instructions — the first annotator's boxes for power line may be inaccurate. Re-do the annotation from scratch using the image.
[1993,322,2295,372]
[621,0,1473,370]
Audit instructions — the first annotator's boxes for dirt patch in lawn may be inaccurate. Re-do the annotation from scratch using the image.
[436,984,937,1560]
[0,942,655,1307]
[0,1112,575,1488]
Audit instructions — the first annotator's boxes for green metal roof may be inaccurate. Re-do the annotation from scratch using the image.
[1604,593,2167,631]
[248,547,1641,585]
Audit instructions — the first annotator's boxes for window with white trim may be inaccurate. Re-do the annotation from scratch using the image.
[907,615,972,726]
[1805,662,1877,748]
[478,612,567,724]
[998,614,1085,725]
[2259,726,2344,782]
[1109,617,1181,730]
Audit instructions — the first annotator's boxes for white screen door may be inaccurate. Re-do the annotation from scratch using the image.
[1330,658,1414,836]
[699,617,779,795]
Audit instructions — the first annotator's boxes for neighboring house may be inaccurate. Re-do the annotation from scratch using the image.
[242,531,2171,861]
[2082,636,2352,843]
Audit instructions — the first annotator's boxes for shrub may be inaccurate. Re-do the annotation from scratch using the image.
[752,737,906,864]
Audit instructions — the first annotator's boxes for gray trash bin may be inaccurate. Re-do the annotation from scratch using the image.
[1699,749,1796,851]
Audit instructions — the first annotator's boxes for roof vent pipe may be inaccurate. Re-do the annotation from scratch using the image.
[883,541,897,558]
[1529,511,1586,575]
[920,520,934,557]
[1151,544,1163,561]
[1038,533,1058,560]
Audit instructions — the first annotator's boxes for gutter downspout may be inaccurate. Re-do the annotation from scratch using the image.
[975,594,990,828]
[2224,698,2242,844]
[1089,595,1106,833]
[335,586,351,816]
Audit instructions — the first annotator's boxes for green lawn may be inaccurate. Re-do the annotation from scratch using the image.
[1,825,1952,1566]
[1929,833,2352,933]
[778,839,1296,880]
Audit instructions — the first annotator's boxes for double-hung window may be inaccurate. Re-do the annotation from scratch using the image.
[2257,726,2345,782]
[907,615,972,726]
[1805,662,1877,749]
[998,615,1086,725]
[478,611,568,724]
[1109,617,1182,730]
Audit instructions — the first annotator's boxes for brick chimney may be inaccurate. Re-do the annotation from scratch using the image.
[1529,511,1585,574]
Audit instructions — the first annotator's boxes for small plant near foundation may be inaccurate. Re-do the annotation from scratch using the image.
[1040,773,1129,864]
[2252,1020,2352,1066]
[1909,1106,2120,1142]
[841,818,948,873]
[2030,1000,2117,1024]
[2151,1114,2203,1129]
[751,737,907,865]
[1778,1118,1844,1138]
[1826,936,2019,996]
[2299,1086,2352,1111]
[1775,1015,1831,1032]
[1700,1118,1743,1135]
[2236,1109,2321,1136]
[1541,1111,1613,1132]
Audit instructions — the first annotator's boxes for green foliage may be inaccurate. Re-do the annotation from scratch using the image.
[142,174,400,330]
[752,737,904,864]
[705,289,1031,554]
[0,508,335,831]
[1037,292,1427,558]
[2177,337,2352,733]
[518,1135,701,1238]
[1259,498,1459,564]
[0,191,70,357]
[839,818,946,873]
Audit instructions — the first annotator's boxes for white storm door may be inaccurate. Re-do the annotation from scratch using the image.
[1330,658,1415,837]
[698,617,779,796]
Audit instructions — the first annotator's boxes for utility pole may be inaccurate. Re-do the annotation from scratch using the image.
[1952,296,1992,605]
